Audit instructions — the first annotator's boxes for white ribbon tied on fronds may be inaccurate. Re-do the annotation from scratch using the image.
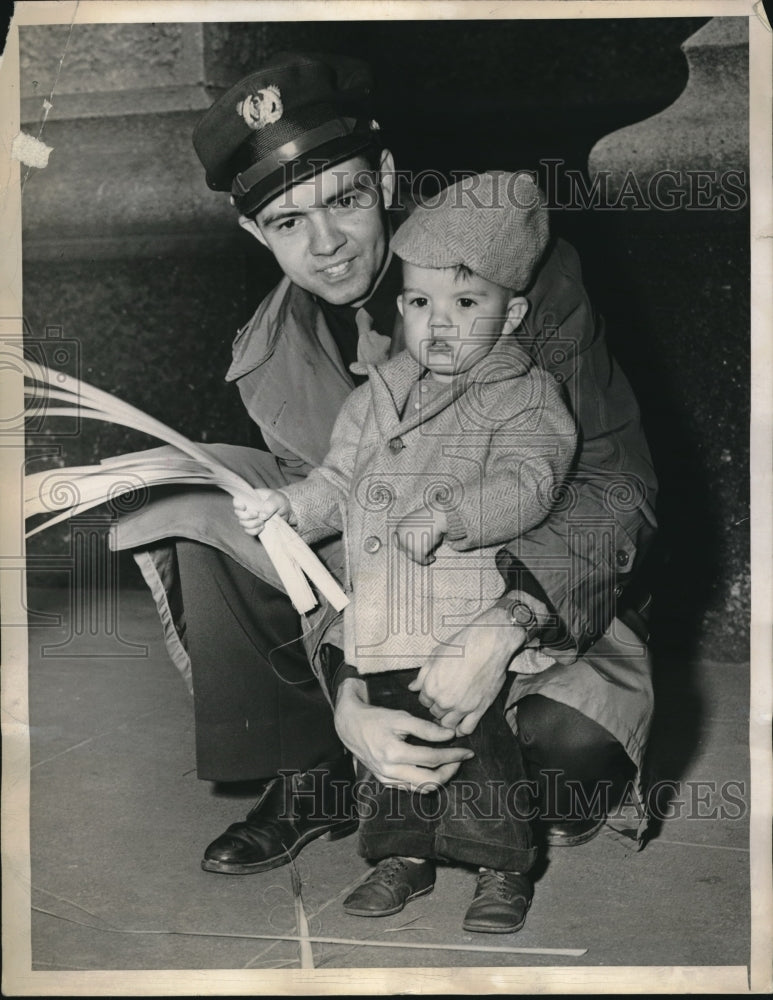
[23,363,348,616]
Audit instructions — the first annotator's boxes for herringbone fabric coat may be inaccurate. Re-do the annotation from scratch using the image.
[283,338,577,673]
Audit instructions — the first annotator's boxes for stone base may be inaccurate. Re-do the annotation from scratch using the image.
[575,209,749,661]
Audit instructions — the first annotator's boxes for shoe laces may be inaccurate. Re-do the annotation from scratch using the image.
[372,857,410,885]
[478,868,520,900]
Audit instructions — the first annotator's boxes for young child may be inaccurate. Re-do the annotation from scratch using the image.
[233,172,577,933]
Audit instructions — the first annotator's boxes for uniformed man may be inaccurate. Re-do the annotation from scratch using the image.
[114,52,657,928]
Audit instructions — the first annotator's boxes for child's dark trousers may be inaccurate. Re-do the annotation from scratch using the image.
[356,667,536,873]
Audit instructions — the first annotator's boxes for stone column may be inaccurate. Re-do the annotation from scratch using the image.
[589,17,748,191]
[20,23,236,257]
[586,17,750,659]
[19,24,270,573]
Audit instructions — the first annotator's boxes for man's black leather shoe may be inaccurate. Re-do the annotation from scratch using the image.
[462,869,532,934]
[201,754,357,874]
[544,816,605,847]
[343,858,436,916]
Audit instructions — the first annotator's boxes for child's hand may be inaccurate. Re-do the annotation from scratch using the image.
[233,488,291,536]
[393,506,447,565]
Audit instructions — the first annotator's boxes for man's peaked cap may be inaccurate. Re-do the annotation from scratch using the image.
[193,52,382,216]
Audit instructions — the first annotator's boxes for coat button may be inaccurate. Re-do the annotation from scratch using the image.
[388,437,404,454]
[363,535,382,554]
[614,584,624,598]
[616,549,630,567]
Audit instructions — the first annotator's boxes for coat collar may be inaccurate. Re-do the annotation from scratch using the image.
[226,276,293,382]
[226,252,404,384]
[365,334,533,440]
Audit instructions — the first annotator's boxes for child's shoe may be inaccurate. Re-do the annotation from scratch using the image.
[343,857,435,916]
[462,868,532,933]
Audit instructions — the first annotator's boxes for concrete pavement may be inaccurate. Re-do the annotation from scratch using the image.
[22,581,751,977]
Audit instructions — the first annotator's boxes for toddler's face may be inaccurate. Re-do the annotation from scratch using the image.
[398,263,515,381]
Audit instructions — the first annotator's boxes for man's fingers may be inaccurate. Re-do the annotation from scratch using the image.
[370,769,414,793]
[424,697,461,722]
[425,760,464,787]
[407,664,429,691]
[414,676,450,711]
[397,742,473,768]
[398,712,457,743]
[439,709,465,731]
[455,710,484,737]
[417,689,435,711]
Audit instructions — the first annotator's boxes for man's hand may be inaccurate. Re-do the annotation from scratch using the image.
[393,506,448,565]
[232,488,291,536]
[334,677,473,792]
[408,606,528,736]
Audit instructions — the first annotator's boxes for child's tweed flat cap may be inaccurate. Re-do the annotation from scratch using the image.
[391,171,549,291]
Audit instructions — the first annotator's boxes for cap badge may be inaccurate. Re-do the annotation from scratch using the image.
[236,85,283,130]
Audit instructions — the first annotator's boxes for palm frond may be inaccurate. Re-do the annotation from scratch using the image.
[24,365,349,616]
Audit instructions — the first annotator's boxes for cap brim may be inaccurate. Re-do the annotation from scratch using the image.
[237,132,378,216]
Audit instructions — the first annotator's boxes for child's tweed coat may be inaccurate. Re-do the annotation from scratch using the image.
[283,337,577,674]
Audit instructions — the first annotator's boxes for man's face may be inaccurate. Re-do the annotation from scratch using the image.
[398,263,518,381]
[251,154,392,306]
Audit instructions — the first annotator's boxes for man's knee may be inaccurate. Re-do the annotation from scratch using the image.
[515,695,634,823]
[177,539,287,608]
[516,694,626,775]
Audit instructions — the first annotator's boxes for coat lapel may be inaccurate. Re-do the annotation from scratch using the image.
[366,351,422,440]
[368,336,533,439]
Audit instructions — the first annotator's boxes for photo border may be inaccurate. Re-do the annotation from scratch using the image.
[1,1,770,994]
